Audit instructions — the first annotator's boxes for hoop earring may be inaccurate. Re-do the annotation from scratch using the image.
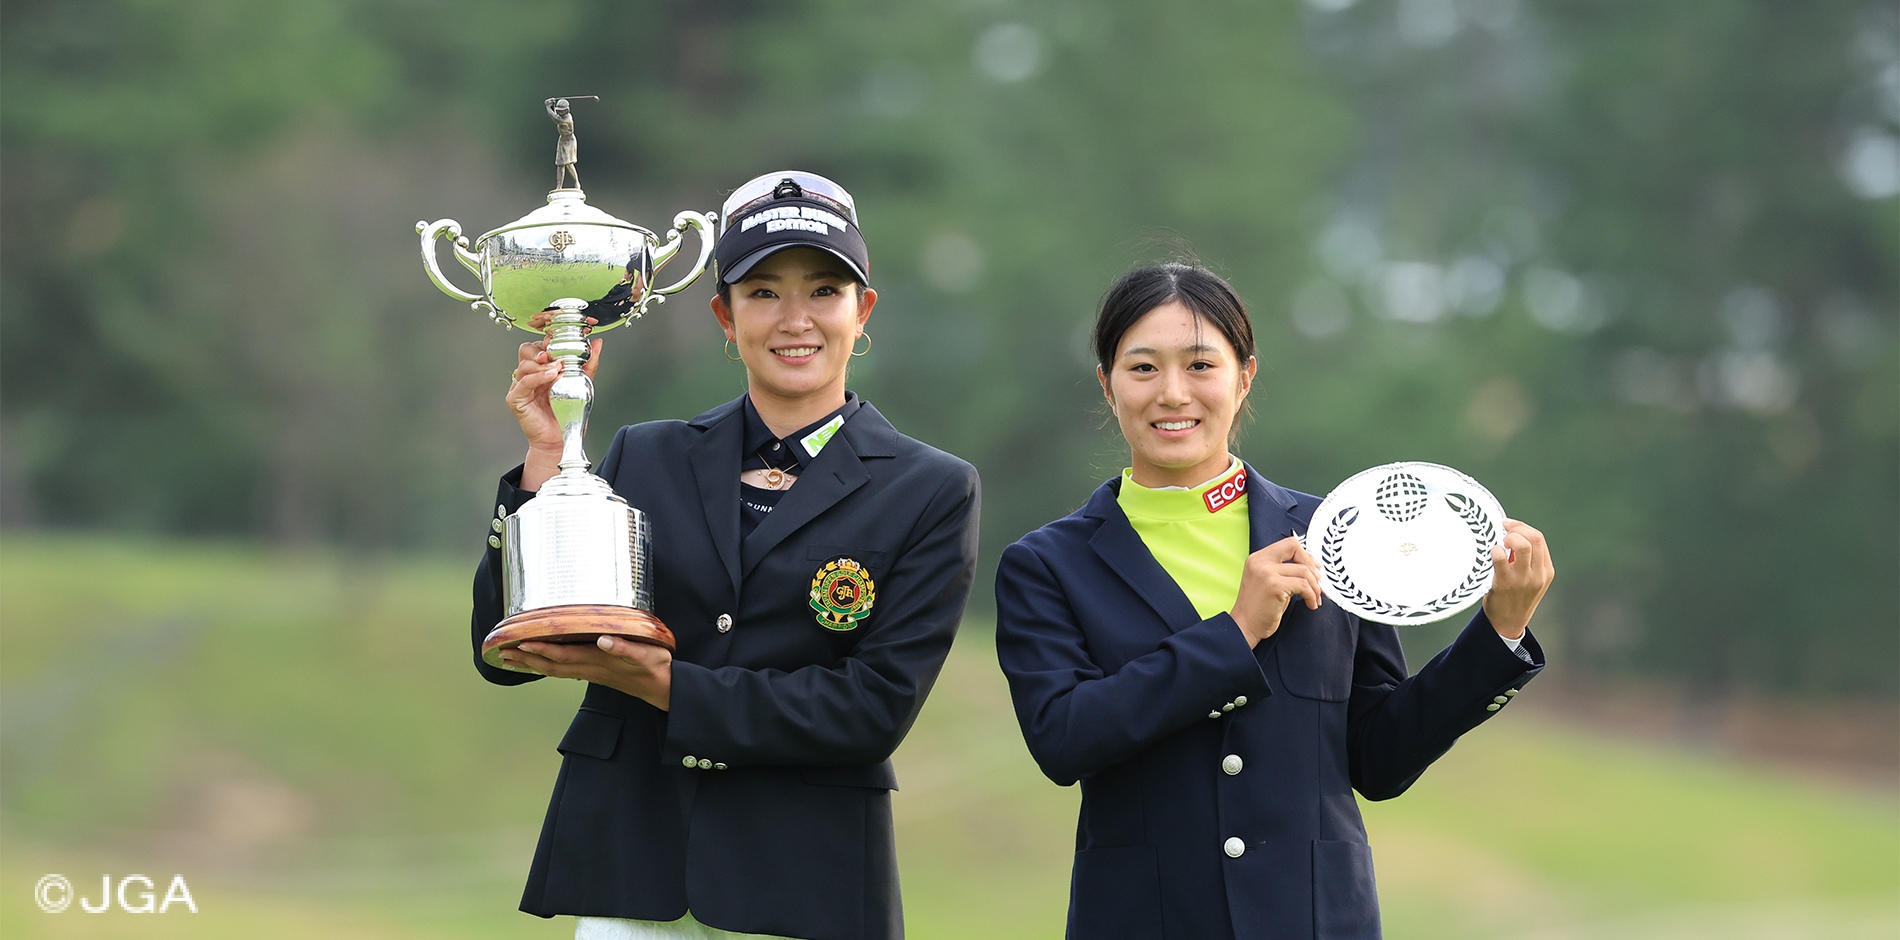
[851,332,872,357]
[724,339,743,362]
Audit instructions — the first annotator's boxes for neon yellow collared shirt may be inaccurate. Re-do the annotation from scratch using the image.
[1116,458,1251,622]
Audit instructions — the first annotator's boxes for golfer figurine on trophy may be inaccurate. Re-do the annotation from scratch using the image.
[417,96,716,669]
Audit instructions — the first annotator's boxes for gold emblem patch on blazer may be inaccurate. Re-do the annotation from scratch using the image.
[810,557,876,630]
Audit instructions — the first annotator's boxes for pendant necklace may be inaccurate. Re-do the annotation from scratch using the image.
[760,444,793,490]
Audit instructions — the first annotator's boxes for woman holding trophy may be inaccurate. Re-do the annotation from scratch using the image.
[472,171,981,940]
[992,263,1555,940]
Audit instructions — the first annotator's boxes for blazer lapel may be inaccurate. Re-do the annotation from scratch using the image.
[686,403,744,599]
[1083,480,1203,633]
[1245,464,1302,552]
[739,413,876,579]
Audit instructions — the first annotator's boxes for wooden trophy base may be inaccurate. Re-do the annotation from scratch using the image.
[482,604,675,672]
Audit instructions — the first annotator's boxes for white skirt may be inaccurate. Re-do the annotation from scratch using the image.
[575,912,796,940]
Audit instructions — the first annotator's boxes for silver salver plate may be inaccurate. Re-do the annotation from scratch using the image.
[1304,461,1506,626]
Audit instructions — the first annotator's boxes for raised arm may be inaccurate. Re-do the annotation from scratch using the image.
[1344,521,1554,799]
[467,417,625,688]
[507,316,601,493]
[470,464,546,687]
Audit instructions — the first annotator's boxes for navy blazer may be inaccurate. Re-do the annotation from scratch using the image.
[472,396,981,940]
[994,468,1543,940]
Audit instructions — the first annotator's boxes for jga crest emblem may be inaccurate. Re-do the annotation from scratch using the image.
[809,557,876,630]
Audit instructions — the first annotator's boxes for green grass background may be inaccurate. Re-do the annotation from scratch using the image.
[2,533,1894,938]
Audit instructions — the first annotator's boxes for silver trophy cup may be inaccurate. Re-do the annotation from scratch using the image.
[417,96,715,670]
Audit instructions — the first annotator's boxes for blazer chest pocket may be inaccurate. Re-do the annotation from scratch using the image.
[800,761,899,790]
[1273,605,1355,702]
[556,707,622,761]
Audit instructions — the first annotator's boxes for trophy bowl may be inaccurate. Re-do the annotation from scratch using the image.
[419,190,714,333]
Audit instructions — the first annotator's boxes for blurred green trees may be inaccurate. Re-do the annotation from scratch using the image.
[3,0,1894,695]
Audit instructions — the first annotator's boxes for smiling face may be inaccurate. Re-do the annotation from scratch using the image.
[1101,301,1257,488]
[712,246,876,426]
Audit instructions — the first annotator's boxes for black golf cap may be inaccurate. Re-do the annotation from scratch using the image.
[715,172,870,286]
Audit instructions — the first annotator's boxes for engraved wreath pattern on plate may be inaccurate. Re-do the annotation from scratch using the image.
[1320,492,1499,620]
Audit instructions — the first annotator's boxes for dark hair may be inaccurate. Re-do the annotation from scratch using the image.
[1092,263,1256,373]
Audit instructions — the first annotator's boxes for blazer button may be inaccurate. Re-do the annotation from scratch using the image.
[1224,837,1246,858]
[714,763,727,770]
[1505,689,1519,697]
[716,614,733,633]
[1485,703,1502,711]
[488,535,502,549]
[1222,754,1243,775]
[496,504,507,519]
[1493,695,1509,704]
[682,755,697,768]
[1208,711,1222,720]
[1221,702,1235,712]
[1234,695,1248,707]
[698,759,713,770]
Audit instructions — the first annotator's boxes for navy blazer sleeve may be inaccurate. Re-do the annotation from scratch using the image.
[662,464,981,766]
[995,540,1276,786]
[995,537,1545,798]
[468,425,634,686]
[471,422,981,768]
[469,462,548,687]
[1343,610,1545,800]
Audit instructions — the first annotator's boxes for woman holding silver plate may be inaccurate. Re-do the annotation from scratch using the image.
[473,171,981,940]
[993,262,1555,940]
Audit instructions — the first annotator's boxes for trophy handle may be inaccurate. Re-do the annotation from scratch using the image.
[417,219,487,305]
[637,211,717,316]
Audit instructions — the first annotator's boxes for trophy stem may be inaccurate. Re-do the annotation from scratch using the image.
[544,298,594,473]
